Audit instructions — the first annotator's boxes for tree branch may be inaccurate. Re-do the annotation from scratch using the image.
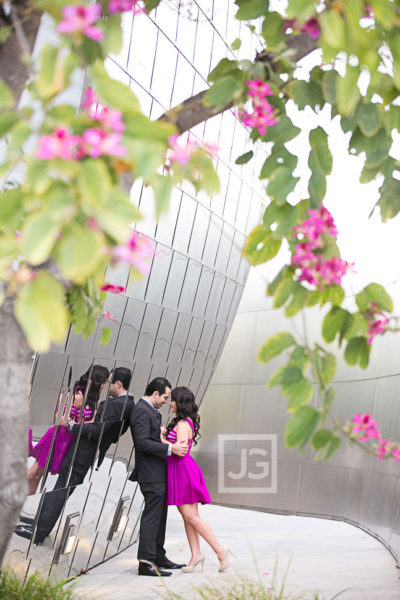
[158,33,319,134]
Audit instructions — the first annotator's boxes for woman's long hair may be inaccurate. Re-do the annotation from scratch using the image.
[166,386,201,445]
[78,364,110,412]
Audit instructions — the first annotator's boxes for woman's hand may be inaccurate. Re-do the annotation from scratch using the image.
[160,426,168,443]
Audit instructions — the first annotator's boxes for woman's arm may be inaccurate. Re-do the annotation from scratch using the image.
[175,421,192,443]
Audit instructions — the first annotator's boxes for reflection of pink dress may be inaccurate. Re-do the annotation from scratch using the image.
[165,417,211,506]
[30,405,94,474]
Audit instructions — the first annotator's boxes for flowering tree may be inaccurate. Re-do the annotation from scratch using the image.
[1,0,400,564]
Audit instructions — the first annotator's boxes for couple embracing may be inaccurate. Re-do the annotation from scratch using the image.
[130,377,231,576]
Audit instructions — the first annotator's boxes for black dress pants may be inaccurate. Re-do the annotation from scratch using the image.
[137,481,167,564]
[35,464,85,543]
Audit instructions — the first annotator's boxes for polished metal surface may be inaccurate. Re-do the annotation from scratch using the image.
[5,0,266,578]
[196,267,400,562]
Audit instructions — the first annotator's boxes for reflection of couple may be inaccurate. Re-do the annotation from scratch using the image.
[131,378,231,576]
[16,365,133,543]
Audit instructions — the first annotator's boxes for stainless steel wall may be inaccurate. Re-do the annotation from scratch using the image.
[195,265,400,562]
[4,1,266,578]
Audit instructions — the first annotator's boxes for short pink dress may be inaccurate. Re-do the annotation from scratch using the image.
[165,417,211,506]
[30,405,94,474]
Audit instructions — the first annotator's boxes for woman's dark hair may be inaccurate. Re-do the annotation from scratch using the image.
[78,364,110,412]
[166,386,201,445]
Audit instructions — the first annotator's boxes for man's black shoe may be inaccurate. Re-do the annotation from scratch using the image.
[138,562,172,577]
[157,558,186,569]
[19,516,35,526]
[14,525,33,540]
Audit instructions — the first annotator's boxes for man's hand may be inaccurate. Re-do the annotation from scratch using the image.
[60,415,68,427]
[171,440,188,457]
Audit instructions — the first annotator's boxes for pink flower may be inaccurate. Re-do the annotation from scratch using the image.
[81,128,126,158]
[317,256,351,285]
[36,127,81,160]
[204,142,219,156]
[103,312,117,321]
[109,0,145,14]
[101,284,125,294]
[301,17,319,39]
[246,80,274,98]
[112,233,154,273]
[95,107,125,133]
[168,134,193,165]
[57,4,104,41]
[392,448,400,462]
[377,438,391,461]
[351,413,380,441]
[87,216,99,230]
[367,315,389,344]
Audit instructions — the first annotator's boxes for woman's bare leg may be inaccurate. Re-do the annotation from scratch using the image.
[178,506,201,565]
[179,503,224,561]
[27,461,44,495]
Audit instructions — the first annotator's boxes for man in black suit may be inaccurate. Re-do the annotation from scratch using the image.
[16,367,133,544]
[129,377,187,577]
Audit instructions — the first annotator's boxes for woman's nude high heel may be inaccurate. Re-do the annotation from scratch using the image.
[218,546,235,572]
[181,553,205,573]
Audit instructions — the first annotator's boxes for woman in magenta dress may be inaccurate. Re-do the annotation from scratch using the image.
[27,367,103,495]
[161,386,232,572]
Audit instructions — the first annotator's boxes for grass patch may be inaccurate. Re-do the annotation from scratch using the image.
[0,568,77,600]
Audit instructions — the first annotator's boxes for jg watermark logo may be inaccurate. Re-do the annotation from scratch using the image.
[218,434,277,494]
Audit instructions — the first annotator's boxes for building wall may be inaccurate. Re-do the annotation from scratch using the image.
[196,265,400,562]
[4,1,266,578]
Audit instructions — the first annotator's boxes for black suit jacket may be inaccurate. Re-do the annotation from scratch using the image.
[129,398,168,484]
[64,394,134,474]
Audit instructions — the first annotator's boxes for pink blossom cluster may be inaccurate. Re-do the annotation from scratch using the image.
[365,301,390,344]
[240,80,277,136]
[283,17,320,39]
[37,88,126,161]
[167,135,219,166]
[350,413,400,462]
[57,2,145,41]
[291,205,351,288]
[112,233,154,273]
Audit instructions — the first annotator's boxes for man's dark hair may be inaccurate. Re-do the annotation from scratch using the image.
[111,367,132,391]
[145,377,171,396]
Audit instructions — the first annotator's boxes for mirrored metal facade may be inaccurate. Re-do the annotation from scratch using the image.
[195,266,400,562]
[4,1,266,578]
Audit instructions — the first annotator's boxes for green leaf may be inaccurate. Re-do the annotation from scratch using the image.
[263,202,300,237]
[344,337,370,368]
[143,0,162,10]
[0,81,14,108]
[289,345,308,371]
[267,168,299,205]
[319,284,345,307]
[243,225,282,265]
[355,282,393,312]
[371,0,396,30]
[208,58,239,83]
[289,80,324,111]
[323,386,336,411]
[260,147,297,179]
[309,127,332,174]
[21,213,61,265]
[231,38,242,51]
[261,12,284,49]
[285,284,308,317]
[385,105,400,135]
[312,428,333,450]
[203,76,244,112]
[56,228,103,283]
[286,0,315,19]
[285,406,320,449]
[90,63,140,114]
[349,128,391,169]
[321,353,336,386]
[235,0,268,20]
[322,70,337,104]
[268,365,302,389]
[264,116,301,144]
[357,103,381,137]
[124,113,175,142]
[322,306,349,343]
[378,175,400,221]
[320,10,346,48]
[101,327,112,345]
[102,14,122,55]
[36,44,59,98]
[79,159,111,207]
[258,332,296,363]
[287,377,314,411]
[0,189,24,230]
[273,278,296,309]
[336,66,361,117]
[235,150,254,165]
[15,271,69,351]
[94,187,141,243]
[325,433,341,460]
[342,313,368,341]
[0,111,18,136]
[267,265,292,296]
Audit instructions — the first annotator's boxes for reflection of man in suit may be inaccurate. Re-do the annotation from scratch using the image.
[129,377,187,576]
[16,367,133,545]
